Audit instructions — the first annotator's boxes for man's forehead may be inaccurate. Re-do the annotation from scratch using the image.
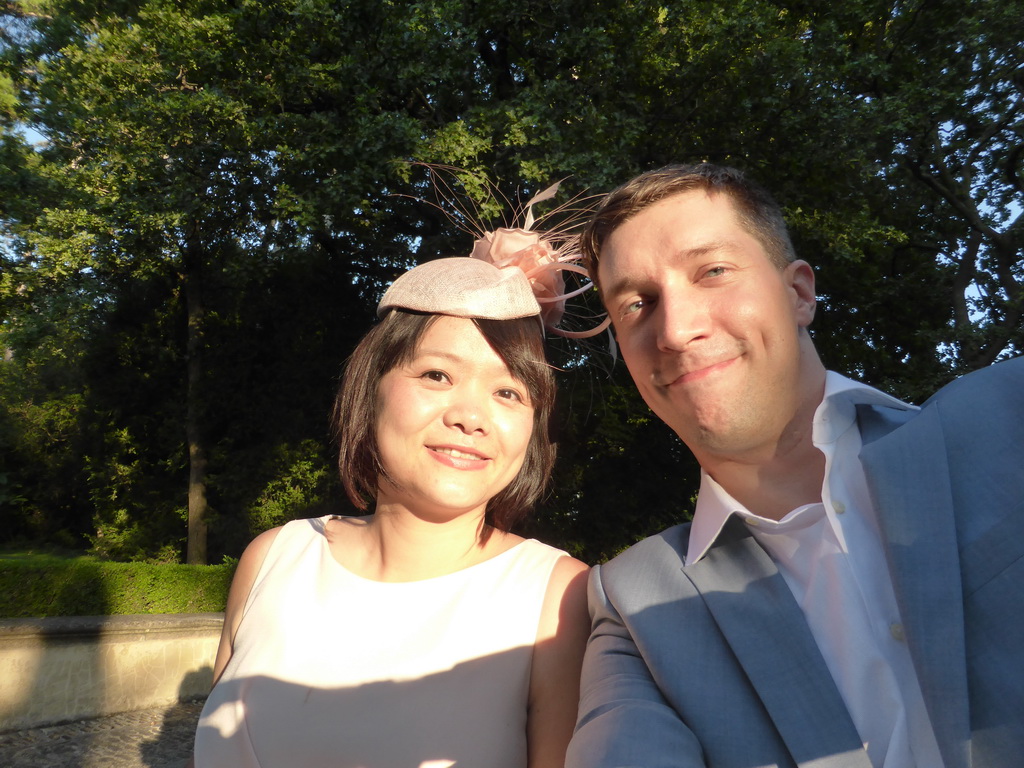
[605,187,736,241]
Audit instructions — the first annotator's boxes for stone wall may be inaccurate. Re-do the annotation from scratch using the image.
[0,613,223,731]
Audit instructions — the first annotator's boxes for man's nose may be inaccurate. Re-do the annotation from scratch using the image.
[655,292,711,352]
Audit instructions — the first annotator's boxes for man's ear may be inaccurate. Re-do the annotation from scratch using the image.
[786,260,817,327]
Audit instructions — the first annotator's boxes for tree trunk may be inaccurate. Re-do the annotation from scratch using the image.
[184,245,208,564]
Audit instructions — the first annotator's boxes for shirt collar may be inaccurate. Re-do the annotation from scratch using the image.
[684,371,917,565]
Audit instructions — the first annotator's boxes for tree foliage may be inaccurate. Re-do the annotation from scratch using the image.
[1,0,1020,563]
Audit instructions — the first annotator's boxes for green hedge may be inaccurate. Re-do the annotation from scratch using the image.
[0,559,235,618]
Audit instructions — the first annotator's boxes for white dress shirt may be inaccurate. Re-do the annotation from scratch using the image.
[685,372,944,768]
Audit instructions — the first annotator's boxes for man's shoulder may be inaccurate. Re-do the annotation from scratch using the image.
[913,356,1024,446]
[859,357,1023,445]
[924,355,1023,413]
[593,522,696,613]
[601,522,692,577]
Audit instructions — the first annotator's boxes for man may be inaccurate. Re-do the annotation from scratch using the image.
[566,163,1024,768]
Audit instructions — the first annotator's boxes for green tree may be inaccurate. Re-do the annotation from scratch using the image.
[1,0,1020,563]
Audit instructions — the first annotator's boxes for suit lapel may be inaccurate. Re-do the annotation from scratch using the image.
[685,517,872,768]
[859,404,971,768]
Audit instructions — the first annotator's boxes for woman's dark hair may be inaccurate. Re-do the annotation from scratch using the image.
[333,310,557,532]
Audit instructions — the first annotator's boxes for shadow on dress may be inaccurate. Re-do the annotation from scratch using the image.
[193,645,537,768]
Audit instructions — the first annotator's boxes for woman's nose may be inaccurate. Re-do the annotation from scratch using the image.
[443,391,489,434]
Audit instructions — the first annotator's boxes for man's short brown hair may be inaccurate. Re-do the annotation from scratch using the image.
[581,163,796,287]
[332,310,557,533]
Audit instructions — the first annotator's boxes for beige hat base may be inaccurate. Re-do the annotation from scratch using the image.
[377,257,541,321]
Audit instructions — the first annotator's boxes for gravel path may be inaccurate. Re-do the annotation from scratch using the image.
[0,700,202,768]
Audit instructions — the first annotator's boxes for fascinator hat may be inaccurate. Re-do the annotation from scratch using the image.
[378,174,610,339]
[378,257,540,322]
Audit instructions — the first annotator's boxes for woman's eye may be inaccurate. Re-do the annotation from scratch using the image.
[496,387,525,403]
[421,370,449,383]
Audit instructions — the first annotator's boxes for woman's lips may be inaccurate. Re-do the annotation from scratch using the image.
[428,445,490,468]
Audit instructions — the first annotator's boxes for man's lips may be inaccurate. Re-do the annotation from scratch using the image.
[662,356,738,386]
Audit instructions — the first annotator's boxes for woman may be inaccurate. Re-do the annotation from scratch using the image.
[193,218,595,767]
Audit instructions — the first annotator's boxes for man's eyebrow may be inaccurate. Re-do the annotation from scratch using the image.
[601,241,732,298]
[600,273,642,302]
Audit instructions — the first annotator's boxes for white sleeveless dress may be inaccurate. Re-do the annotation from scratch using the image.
[194,515,569,768]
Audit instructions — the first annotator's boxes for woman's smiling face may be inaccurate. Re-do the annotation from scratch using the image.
[374,315,535,522]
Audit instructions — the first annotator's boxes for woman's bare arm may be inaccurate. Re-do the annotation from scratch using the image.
[526,555,591,768]
[210,526,281,683]
[188,527,281,768]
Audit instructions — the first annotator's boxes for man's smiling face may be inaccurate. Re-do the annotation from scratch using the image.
[598,189,819,463]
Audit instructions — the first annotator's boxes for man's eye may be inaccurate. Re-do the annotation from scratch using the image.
[624,299,645,314]
[704,266,727,278]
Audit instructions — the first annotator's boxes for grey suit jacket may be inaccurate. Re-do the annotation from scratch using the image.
[567,357,1024,768]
